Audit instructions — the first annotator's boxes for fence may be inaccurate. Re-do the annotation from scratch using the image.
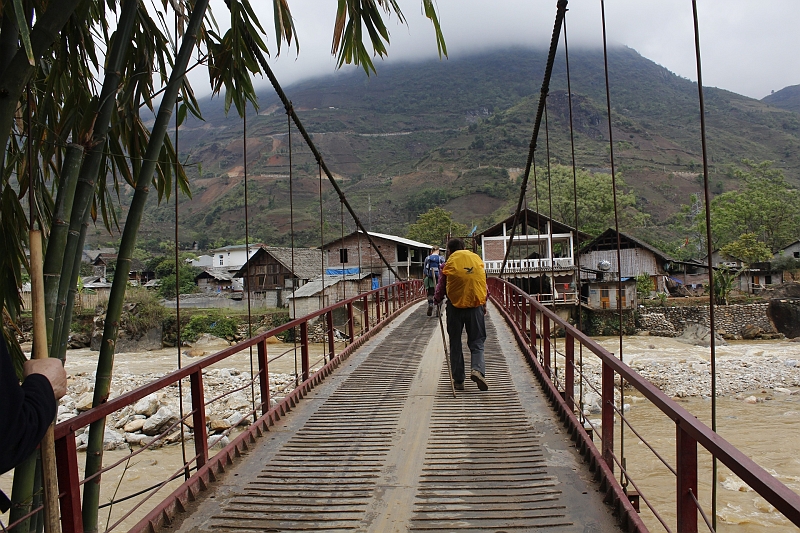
[21,292,108,313]
[488,277,800,533]
[5,280,423,533]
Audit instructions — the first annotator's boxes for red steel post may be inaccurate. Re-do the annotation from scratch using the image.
[257,339,269,415]
[601,361,615,471]
[375,292,381,323]
[363,295,370,332]
[300,322,310,381]
[326,311,335,361]
[384,288,389,317]
[565,333,575,412]
[677,425,699,533]
[347,302,355,345]
[542,314,551,376]
[55,433,83,533]
[190,370,208,468]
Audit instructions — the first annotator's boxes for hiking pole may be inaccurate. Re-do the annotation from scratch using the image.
[437,305,456,397]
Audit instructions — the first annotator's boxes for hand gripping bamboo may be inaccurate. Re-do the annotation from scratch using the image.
[30,229,62,533]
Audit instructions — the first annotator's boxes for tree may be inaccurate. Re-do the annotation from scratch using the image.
[721,233,773,267]
[712,266,738,305]
[687,161,800,253]
[537,165,648,237]
[635,274,654,300]
[406,206,469,247]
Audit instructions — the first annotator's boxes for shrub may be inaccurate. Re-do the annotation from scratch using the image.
[183,312,239,342]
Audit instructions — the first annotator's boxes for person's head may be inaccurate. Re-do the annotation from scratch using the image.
[431,246,439,255]
[446,238,465,255]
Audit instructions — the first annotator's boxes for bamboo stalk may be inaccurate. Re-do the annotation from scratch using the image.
[44,144,83,346]
[81,2,211,530]
[29,229,61,533]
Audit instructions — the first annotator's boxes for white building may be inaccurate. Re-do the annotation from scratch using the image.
[210,244,262,270]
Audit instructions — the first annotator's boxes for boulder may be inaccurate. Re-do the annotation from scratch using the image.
[142,406,179,436]
[740,324,763,340]
[676,322,727,347]
[134,394,160,417]
[123,419,146,433]
[767,299,800,339]
[75,392,95,412]
[209,419,231,433]
[226,392,251,411]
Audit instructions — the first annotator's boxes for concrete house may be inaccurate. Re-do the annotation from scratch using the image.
[321,231,432,285]
[476,209,585,304]
[286,272,373,319]
[210,244,262,269]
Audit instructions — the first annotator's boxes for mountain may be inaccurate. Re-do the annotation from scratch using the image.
[114,47,800,253]
[763,85,800,114]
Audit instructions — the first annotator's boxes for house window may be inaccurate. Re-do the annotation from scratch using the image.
[795,252,800,258]
[397,245,408,262]
[219,255,224,266]
[339,248,348,264]
[765,275,772,285]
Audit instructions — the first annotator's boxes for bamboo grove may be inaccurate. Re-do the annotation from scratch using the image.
[0,1,446,531]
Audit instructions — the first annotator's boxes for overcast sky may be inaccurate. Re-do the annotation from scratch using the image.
[198,0,799,101]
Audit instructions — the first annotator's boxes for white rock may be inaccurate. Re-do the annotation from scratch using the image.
[75,392,95,412]
[226,392,251,411]
[744,396,759,404]
[134,394,160,417]
[785,359,798,367]
[227,413,245,427]
[208,435,230,449]
[123,419,146,433]
[142,406,179,436]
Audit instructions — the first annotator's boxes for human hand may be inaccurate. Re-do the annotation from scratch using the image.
[24,358,67,400]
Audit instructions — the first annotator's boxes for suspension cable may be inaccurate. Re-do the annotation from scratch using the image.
[544,100,558,383]
[319,162,327,361]
[243,105,257,423]
[691,0,718,526]
[499,0,568,277]
[173,7,189,480]
[600,0,627,488]
[287,111,299,385]
[563,12,586,423]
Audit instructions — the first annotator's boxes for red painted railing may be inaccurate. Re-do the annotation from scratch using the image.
[30,280,423,533]
[488,277,800,532]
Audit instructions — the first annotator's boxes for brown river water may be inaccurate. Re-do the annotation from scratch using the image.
[3,336,800,532]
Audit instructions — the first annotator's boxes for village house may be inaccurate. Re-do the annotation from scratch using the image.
[321,231,432,285]
[91,252,118,279]
[286,272,373,319]
[234,247,326,308]
[195,269,240,293]
[476,209,585,304]
[210,243,262,269]
[578,229,675,310]
[708,249,782,294]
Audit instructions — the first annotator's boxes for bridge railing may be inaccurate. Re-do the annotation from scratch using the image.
[488,277,800,533]
[37,280,423,533]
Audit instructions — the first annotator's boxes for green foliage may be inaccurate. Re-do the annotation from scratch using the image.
[537,165,648,237]
[406,206,469,246]
[149,255,201,299]
[712,267,738,305]
[721,233,773,266]
[183,312,239,342]
[635,274,654,300]
[405,188,454,220]
[690,161,800,252]
[773,255,800,273]
[121,289,166,337]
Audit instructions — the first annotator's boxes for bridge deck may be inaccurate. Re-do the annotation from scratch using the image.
[172,305,622,532]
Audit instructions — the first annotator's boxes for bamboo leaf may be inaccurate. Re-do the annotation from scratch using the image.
[12,0,35,65]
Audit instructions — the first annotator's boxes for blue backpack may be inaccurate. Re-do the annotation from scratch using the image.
[424,254,444,278]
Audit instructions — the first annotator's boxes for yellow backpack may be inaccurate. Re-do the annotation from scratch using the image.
[442,250,487,308]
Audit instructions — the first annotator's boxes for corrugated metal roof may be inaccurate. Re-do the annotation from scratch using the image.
[287,273,370,299]
[323,230,433,250]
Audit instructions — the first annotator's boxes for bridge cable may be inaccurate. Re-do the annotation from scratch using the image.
[243,104,257,423]
[319,162,327,362]
[173,8,190,482]
[532,156,545,363]
[691,0,718,526]
[562,12,586,424]
[287,110,299,386]
[251,54,401,282]
[600,0,628,489]
[499,0,568,278]
[544,100,559,384]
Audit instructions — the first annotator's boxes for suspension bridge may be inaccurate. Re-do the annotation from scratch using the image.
[6,0,800,532]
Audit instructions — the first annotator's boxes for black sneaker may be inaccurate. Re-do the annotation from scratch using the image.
[454,382,464,390]
[470,370,488,391]
[426,306,433,316]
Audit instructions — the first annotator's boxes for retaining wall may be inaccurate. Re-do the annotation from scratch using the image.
[638,303,775,337]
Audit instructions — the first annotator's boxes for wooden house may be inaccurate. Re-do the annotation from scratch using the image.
[286,273,373,319]
[234,247,325,308]
[476,209,585,304]
[91,253,118,279]
[321,231,432,285]
[195,269,239,293]
[579,229,674,309]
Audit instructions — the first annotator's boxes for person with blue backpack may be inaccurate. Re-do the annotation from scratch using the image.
[423,246,445,316]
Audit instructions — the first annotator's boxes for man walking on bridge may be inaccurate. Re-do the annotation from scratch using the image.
[433,238,489,391]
